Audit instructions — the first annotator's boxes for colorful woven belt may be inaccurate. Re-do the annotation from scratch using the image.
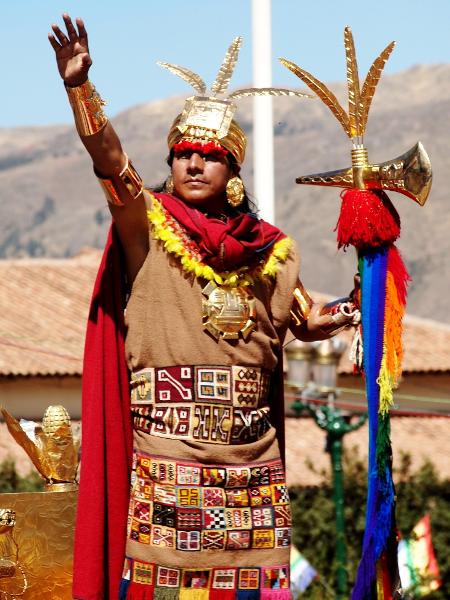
[130,365,272,445]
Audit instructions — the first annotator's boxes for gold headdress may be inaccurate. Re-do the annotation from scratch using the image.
[159,37,312,163]
[279,27,432,205]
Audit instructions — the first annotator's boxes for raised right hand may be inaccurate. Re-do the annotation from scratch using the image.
[48,14,92,87]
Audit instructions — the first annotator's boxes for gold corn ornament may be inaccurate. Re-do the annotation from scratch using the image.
[0,407,79,598]
[1,406,79,489]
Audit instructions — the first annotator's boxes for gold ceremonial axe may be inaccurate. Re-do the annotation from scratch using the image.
[279,27,432,205]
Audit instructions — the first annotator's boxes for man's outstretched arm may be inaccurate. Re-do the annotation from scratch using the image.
[49,14,149,282]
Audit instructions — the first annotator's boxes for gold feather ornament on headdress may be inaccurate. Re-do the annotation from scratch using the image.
[159,37,312,163]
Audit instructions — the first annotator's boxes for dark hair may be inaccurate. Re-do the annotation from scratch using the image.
[150,150,258,215]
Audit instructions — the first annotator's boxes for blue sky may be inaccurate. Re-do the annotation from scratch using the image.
[2,0,450,127]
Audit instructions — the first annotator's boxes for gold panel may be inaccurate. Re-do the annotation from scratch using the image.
[178,96,236,141]
[202,281,256,340]
[0,491,77,599]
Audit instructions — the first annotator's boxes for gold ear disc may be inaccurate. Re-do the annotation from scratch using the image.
[165,174,174,194]
[226,177,245,207]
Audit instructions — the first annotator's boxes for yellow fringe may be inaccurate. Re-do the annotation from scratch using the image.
[378,354,395,415]
[146,194,293,287]
[376,561,385,598]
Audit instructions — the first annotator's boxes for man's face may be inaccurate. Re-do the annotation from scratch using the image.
[171,146,234,211]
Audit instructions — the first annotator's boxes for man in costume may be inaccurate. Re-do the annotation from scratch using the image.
[49,14,359,600]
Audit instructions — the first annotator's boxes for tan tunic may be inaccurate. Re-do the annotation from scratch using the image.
[121,212,300,598]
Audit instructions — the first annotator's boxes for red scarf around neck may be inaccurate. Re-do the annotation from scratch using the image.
[156,192,284,271]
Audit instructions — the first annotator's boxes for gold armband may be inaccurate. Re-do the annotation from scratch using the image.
[97,155,144,206]
[65,80,108,136]
[290,282,313,326]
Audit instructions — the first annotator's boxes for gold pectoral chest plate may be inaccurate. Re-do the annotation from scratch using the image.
[202,281,256,340]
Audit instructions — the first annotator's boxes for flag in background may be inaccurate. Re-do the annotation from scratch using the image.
[398,514,441,596]
[290,545,318,595]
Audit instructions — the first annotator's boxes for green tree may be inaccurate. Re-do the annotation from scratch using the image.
[289,449,449,598]
[0,458,44,493]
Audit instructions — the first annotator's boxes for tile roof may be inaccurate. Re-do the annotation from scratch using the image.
[337,314,450,374]
[0,252,449,376]
[0,249,100,376]
[285,416,450,487]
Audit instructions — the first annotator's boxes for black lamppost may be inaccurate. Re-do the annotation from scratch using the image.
[286,339,368,600]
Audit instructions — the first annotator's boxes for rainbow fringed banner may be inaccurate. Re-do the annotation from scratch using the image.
[279,25,432,599]
[337,188,409,599]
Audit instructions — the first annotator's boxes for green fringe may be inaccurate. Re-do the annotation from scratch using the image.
[358,255,364,283]
[376,413,392,476]
[153,588,180,600]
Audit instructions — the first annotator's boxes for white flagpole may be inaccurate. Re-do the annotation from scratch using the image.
[252,0,275,223]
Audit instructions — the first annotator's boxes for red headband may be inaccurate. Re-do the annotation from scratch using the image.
[173,140,229,160]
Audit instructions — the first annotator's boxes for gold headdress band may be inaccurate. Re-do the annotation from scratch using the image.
[160,37,312,164]
[279,27,432,205]
[167,113,247,165]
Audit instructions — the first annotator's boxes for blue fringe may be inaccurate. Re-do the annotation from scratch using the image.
[119,577,130,600]
[352,247,392,600]
[361,247,387,539]
[236,591,261,600]
[351,543,376,600]
[373,466,395,559]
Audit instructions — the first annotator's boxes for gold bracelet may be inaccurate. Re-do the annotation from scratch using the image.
[290,282,313,326]
[97,154,144,206]
[97,176,124,206]
[119,155,144,199]
[65,80,108,136]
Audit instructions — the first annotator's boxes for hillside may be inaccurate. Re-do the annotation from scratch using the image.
[0,64,448,322]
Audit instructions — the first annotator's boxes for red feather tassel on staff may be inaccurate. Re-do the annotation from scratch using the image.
[336,189,400,250]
